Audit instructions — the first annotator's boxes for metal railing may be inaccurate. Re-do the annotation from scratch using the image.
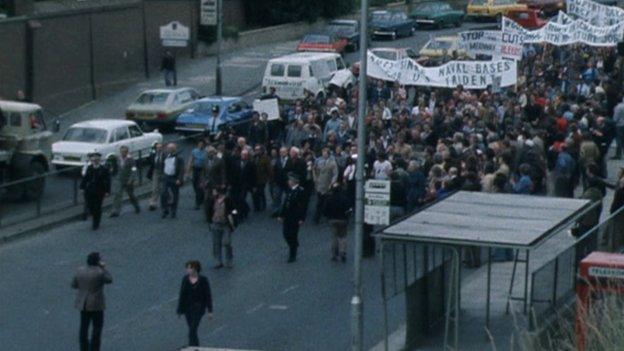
[529,203,624,326]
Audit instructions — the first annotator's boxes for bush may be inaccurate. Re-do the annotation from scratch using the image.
[242,0,354,27]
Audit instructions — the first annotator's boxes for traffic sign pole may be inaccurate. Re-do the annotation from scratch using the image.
[215,0,223,95]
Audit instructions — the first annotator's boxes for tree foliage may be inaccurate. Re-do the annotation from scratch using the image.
[242,0,355,27]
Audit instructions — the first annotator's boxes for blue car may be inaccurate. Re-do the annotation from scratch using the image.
[175,97,252,136]
[370,10,416,40]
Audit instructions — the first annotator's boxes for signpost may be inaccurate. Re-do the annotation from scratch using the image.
[364,180,391,226]
[200,0,217,26]
[160,21,190,48]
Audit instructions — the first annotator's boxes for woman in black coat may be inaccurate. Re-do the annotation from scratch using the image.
[177,261,213,347]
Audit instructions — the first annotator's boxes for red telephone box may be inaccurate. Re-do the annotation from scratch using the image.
[576,251,624,351]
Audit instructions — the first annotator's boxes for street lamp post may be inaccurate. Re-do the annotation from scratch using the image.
[215,0,223,95]
[352,0,368,350]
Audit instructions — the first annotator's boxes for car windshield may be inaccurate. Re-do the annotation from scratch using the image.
[303,35,330,44]
[425,40,453,50]
[372,50,398,60]
[415,3,436,11]
[135,92,169,105]
[192,101,221,114]
[63,127,108,143]
[372,12,392,22]
[327,24,355,35]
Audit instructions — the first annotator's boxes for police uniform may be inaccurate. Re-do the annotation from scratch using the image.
[80,153,111,230]
[279,173,307,262]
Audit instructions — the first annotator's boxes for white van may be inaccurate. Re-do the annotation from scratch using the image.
[261,52,355,100]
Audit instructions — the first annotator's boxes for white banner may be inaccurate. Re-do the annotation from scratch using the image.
[252,98,280,121]
[367,51,517,89]
[459,30,523,60]
[502,16,624,47]
[567,0,624,26]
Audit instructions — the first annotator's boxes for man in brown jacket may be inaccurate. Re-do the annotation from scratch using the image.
[71,252,113,351]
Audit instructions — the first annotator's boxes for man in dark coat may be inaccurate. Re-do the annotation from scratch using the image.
[71,252,112,351]
[160,143,185,218]
[278,172,307,262]
[80,153,111,230]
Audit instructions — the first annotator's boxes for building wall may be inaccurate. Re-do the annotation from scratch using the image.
[0,19,26,100]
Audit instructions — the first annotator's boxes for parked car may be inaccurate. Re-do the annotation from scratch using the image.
[296,33,348,54]
[411,1,465,29]
[262,52,354,100]
[175,97,253,136]
[51,120,162,168]
[419,36,466,59]
[519,0,564,15]
[370,10,416,40]
[125,87,201,131]
[507,8,548,28]
[326,19,360,51]
[466,0,527,21]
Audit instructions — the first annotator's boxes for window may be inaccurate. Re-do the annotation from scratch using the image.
[271,64,285,77]
[136,92,169,105]
[10,113,21,127]
[287,65,302,77]
[129,125,143,138]
[336,58,346,70]
[228,102,243,113]
[63,128,108,144]
[113,127,130,142]
[177,91,193,104]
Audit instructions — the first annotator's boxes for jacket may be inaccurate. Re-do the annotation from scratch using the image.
[80,165,111,197]
[323,190,351,220]
[147,150,164,180]
[254,154,272,185]
[279,185,307,223]
[203,156,227,188]
[313,156,338,195]
[160,153,185,182]
[177,275,213,315]
[114,156,137,185]
[205,195,237,231]
[71,266,113,311]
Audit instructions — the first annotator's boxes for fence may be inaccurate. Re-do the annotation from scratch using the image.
[529,203,624,328]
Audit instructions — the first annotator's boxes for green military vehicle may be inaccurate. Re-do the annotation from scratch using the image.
[0,100,52,199]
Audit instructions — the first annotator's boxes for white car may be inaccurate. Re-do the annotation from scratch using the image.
[125,87,201,131]
[51,119,162,168]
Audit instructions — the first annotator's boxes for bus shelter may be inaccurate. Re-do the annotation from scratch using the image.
[378,191,594,350]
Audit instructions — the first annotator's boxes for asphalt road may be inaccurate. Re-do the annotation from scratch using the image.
[0,21,488,227]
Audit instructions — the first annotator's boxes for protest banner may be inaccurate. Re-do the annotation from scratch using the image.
[252,98,280,121]
[567,0,624,26]
[459,30,523,60]
[502,16,624,47]
[366,51,517,89]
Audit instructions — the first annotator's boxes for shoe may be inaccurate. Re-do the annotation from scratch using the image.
[148,205,156,211]
[109,212,119,218]
[162,211,169,219]
[213,263,224,269]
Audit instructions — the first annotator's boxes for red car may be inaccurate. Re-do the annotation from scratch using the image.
[506,9,548,29]
[296,33,348,54]
[519,0,564,15]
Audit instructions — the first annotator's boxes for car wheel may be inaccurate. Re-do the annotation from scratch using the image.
[391,31,397,40]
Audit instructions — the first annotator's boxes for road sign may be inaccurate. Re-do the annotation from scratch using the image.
[364,180,391,225]
[201,0,217,26]
[160,21,189,47]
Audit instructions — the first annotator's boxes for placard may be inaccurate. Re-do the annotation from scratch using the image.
[252,98,280,121]
[567,0,624,26]
[365,180,391,225]
[201,0,217,26]
[459,30,523,60]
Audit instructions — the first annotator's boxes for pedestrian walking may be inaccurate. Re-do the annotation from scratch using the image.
[161,50,176,87]
[278,172,307,263]
[147,142,163,211]
[161,143,184,218]
[187,140,206,210]
[203,145,227,221]
[80,152,111,230]
[110,145,140,217]
[177,260,213,347]
[206,187,238,268]
[271,147,290,216]
[235,148,256,220]
[323,183,351,262]
[312,147,338,224]
[71,252,112,351]
[252,144,271,212]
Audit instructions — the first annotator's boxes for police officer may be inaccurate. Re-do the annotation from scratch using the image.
[80,152,111,230]
[278,172,307,263]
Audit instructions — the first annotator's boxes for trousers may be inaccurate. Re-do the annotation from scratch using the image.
[184,308,204,346]
[112,182,139,214]
[283,219,300,259]
[211,223,233,265]
[85,193,104,230]
[161,176,180,215]
[79,310,104,351]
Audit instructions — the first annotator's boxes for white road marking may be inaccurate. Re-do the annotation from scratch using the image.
[246,303,265,314]
[221,62,260,68]
[268,305,288,310]
[281,284,299,294]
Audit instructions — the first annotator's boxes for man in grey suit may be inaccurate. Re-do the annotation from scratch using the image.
[71,252,113,351]
[110,145,140,217]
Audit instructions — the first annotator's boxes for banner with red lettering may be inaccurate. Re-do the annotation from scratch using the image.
[458,30,523,61]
